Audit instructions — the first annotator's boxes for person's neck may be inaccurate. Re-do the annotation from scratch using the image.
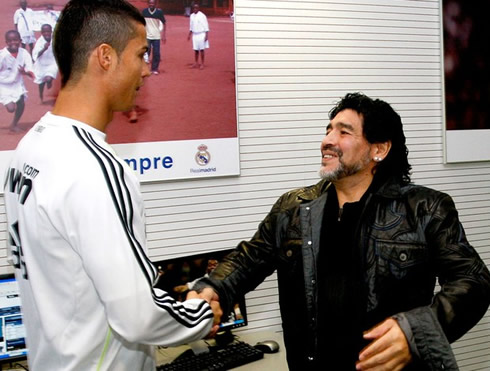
[332,173,374,207]
[51,83,112,133]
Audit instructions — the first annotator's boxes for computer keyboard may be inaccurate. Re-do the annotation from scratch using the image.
[156,340,264,371]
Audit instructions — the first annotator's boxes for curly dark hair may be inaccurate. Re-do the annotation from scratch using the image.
[329,92,412,184]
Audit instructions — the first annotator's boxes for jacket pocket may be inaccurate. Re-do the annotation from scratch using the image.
[278,240,302,269]
[375,240,429,280]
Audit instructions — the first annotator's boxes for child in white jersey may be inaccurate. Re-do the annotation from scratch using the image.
[33,24,58,104]
[0,30,34,132]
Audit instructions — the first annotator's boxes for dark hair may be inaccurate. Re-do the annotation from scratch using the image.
[329,92,412,184]
[53,0,145,87]
[5,30,21,40]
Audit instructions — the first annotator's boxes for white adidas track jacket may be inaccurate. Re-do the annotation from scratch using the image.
[4,112,213,370]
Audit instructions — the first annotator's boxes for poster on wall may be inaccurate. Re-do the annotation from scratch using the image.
[442,0,490,163]
[0,0,238,189]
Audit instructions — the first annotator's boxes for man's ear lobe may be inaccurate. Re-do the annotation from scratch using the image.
[373,141,392,161]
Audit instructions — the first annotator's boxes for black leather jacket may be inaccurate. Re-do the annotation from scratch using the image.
[199,178,490,370]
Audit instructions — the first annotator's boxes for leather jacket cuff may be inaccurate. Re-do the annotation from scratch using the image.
[399,307,459,370]
[392,312,421,359]
[192,278,231,315]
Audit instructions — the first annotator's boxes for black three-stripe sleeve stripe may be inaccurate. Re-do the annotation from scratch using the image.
[73,127,213,327]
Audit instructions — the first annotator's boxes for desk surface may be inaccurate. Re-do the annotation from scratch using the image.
[156,330,288,370]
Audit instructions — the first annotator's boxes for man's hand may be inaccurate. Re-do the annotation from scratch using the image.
[199,288,223,331]
[187,288,223,338]
[356,318,412,371]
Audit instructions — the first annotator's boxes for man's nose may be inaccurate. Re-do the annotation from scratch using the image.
[322,130,337,147]
[142,62,151,78]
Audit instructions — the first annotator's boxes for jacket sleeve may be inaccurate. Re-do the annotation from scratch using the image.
[195,194,287,314]
[397,193,490,368]
[63,161,214,347]
[393,310,459,370]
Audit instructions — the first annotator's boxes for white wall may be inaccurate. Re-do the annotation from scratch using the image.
[1,0,489,369]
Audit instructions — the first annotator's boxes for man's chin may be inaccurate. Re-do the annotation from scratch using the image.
[118,101,135,113]
[318,168,339,181]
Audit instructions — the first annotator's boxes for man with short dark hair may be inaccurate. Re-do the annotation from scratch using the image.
[4,1,219,370]
[194,92,490,370]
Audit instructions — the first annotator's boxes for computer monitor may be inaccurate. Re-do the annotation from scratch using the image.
[0,274,28,363]
[153,249,247,342]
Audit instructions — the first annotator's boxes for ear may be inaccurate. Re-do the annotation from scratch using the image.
[371,140,392,162]
[95,43,115,71]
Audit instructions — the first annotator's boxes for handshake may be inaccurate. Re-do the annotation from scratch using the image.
[187,288,223,338]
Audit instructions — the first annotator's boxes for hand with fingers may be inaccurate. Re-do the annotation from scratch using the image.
[356,318,412,371]
[187,288,223,338]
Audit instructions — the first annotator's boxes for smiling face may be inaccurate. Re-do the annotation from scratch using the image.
[5,31,21,53]
[109,22,150,112]
[319,108,376,183]
[40,25,52,42]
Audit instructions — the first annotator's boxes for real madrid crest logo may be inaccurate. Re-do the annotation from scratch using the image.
[195,144,211,166]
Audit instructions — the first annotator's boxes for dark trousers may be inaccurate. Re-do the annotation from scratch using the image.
[147,39,161,72]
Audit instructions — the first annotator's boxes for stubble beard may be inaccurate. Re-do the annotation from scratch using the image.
[318,150,371,182]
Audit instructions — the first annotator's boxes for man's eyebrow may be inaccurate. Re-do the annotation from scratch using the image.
[326,122,355,131]
[338,122,354,131]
